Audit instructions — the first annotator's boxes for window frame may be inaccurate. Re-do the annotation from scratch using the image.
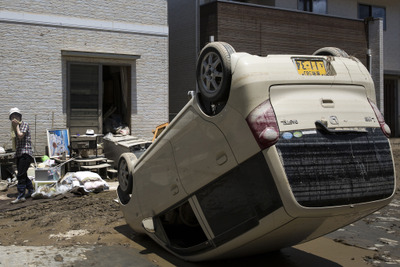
[358,3,386,30]
[298,0,327,14]
[62,51,140,135]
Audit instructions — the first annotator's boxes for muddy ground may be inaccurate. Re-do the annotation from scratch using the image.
[0,141,399,267]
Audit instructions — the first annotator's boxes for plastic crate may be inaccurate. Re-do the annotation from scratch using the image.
[34,180,56,190]
[35,167,60,181]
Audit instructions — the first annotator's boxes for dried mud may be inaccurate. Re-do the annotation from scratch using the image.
[0,189,130,248]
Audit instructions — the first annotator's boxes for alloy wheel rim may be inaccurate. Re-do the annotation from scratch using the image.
[200,52,223,94]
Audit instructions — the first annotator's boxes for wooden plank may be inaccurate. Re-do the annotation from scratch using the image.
[80,163,111,170]
[74,157,107,163]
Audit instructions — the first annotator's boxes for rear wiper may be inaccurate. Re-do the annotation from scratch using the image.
[315,120,368,134]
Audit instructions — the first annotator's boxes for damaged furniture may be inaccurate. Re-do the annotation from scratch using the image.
[103,135,152,169]
[0,152,15,180]
[70,133,112,179]
[70,133,103,158]
[73,157,110,179]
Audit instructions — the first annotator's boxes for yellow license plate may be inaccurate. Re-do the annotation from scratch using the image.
[295,60,327,76]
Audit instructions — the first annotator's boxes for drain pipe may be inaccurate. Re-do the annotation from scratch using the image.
[366,48,372,73]
[364,17,372,73]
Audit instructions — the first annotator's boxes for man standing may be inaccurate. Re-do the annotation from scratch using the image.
[9,107,34,204]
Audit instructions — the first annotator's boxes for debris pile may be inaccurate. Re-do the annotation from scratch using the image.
[32,171,109,199]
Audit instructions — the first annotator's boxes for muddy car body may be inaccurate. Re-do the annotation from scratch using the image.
[117,43,396,261]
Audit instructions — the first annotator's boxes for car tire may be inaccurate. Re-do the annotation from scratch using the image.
[196,42,236,107]
[313,47,349,58]
[118,153,137,198]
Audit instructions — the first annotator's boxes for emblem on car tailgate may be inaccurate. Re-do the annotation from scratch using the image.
[281,119,298,125]
[329,116,339,125]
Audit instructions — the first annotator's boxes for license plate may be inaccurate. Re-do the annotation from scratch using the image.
[295,60,327,76]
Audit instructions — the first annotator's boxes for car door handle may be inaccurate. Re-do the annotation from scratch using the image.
[216,153,228,165]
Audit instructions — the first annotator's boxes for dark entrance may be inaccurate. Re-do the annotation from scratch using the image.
[67,63,131,135]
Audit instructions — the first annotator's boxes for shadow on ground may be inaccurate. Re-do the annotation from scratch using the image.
[109,224,342,267]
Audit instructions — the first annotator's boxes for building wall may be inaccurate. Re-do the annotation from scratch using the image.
[368,19,384,113]
[168,0,199,120]
[198,0,399,73]
[201,2,368,63]
[0,1,167,25]
[0,0,168,155]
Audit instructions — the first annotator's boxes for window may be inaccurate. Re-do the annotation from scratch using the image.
[202,0,275,6]
[68,63,101,135]
[358,4,386,30]
[298,0,327,14]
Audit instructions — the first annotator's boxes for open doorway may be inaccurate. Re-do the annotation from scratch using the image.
[102,65,131,135]
[67,63,131,135]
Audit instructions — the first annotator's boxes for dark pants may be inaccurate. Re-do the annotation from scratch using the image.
[16,154,34,197]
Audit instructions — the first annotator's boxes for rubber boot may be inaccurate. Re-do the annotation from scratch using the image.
[26,188,34,198]
[12,183,26,203]
[26,179,34,198]
[11,191,26,204]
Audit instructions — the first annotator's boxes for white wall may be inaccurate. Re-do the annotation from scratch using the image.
[0,0,168,155]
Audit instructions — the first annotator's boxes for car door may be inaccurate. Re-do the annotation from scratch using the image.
[170,107,237,194]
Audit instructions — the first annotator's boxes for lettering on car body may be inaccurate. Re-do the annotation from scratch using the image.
[281,119,298,126]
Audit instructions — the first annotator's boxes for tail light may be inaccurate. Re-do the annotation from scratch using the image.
[246,100,280,149]
[368,98,391,137]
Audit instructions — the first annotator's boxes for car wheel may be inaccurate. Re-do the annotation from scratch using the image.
[118,153,137,197]
[313,47,349,58]
[196,42,236,113]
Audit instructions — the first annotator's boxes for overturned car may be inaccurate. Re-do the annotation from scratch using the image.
[117,42,396,261]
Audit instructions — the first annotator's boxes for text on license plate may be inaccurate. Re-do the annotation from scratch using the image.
[295,60,327,76]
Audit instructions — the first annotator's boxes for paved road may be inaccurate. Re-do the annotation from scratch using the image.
[0,245,158,267]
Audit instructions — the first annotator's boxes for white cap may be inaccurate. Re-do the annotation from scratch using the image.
[9,107,21,120]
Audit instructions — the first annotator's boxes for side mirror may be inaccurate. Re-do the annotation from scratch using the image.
[142,217,155,233]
